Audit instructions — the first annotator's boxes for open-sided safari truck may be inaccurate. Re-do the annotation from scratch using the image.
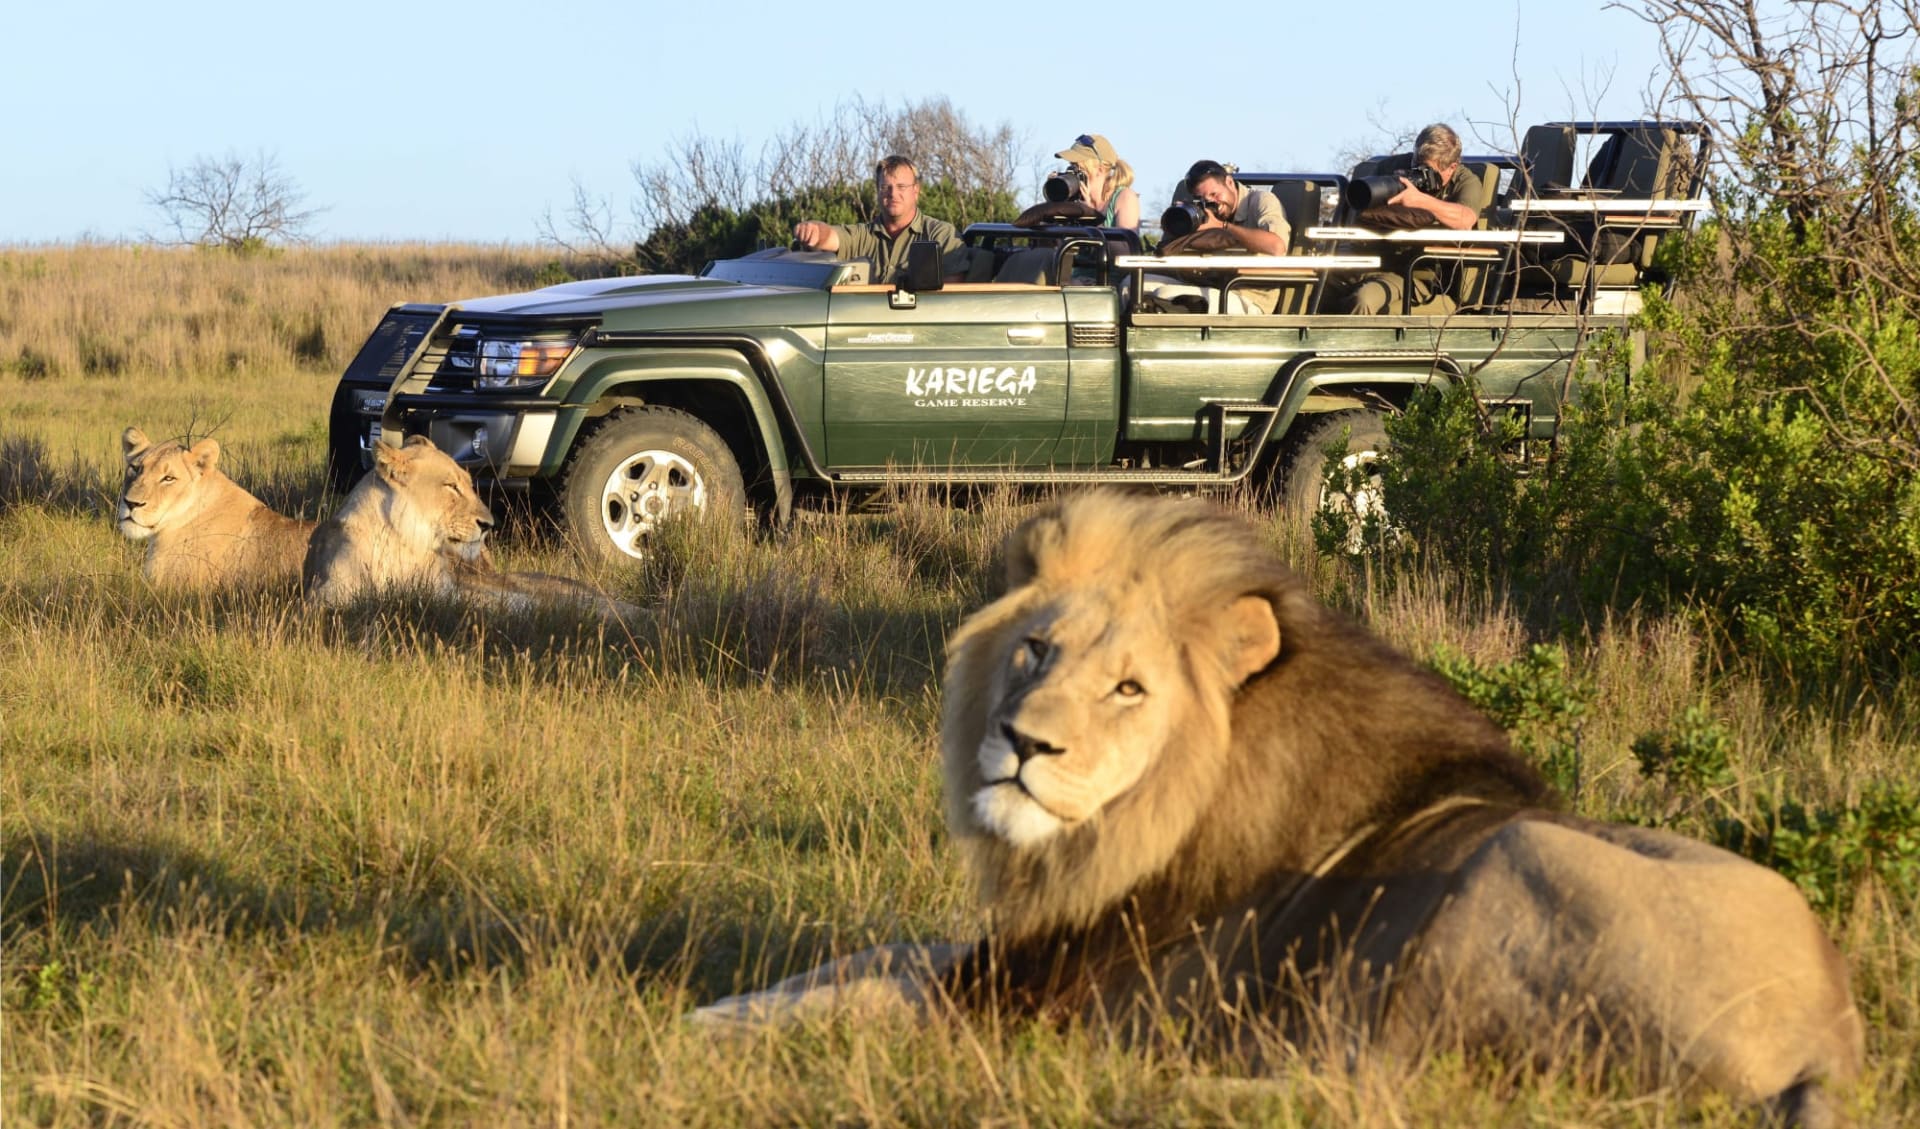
[326,120,1710,562]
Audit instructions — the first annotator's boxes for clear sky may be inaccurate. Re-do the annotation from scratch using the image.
[4,0,1675,246]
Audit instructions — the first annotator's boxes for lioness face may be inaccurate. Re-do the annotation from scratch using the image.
[374,436,495,559]
[969,587,1214,848]
[118,426,218,541]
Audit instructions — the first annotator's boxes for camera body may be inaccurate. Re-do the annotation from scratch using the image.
[1159,200,1218,241]
[1344,162,1444,212]
[1043,167,1089,204]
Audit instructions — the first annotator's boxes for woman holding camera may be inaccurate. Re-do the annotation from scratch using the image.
[1056,134,1140,230]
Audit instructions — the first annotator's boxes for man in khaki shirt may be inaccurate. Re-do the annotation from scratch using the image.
[793,155,968,285]
[1338,123,1490,314]
[1148,160,1293,314]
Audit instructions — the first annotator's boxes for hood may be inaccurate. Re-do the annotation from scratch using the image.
[447,273,830,331]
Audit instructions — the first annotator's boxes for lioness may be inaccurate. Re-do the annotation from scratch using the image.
[303,435,635,620]
[118,426,315,588]
[700,490,1863,1125]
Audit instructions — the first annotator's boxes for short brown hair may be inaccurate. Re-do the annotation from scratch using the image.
[874,155,919,185]
[1414,124,1463,170]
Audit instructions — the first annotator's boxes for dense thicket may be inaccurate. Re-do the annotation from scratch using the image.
[1385,0,1920,678]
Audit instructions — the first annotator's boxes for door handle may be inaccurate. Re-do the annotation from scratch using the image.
[1006,327,1045,343]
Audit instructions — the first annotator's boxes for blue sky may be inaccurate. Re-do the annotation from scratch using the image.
[5,0,1673,245]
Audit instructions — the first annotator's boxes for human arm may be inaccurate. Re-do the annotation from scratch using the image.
[793,221,844,252]
[1390,167,1484,230]
[1198,189,1288,253]
[1114,187,1140,230]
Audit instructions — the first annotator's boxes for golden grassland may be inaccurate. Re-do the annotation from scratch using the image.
[2,243,1916,1126]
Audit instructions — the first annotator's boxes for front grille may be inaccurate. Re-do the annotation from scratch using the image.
[1070,323,1119,348]
[341,309,438,386]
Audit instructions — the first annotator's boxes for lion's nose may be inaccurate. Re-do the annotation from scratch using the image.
[123,498,144,511]
[1003,722,1064,764]
[477,513,496,532]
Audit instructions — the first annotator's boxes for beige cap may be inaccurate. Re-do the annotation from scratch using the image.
[1055,133,1119,167]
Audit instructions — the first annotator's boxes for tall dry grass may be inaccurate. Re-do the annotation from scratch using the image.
[2,244,1914,1125]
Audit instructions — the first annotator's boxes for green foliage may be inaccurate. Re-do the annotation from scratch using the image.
[1428,643,1591,801]
[634,181,1019,275]
[1714,787,1920,916]
[1630,703,1734,794]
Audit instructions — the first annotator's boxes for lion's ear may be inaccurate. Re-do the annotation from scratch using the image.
[1219,595,1282,686]
[372,439,411,484]
[403,435,435,450]
[122,427,150,458]
[188,438,221,473]
[1004,511,1064,590]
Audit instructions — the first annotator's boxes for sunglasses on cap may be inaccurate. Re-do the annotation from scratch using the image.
[1075,134,1095,148]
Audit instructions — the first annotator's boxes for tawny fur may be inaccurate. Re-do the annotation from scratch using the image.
[118,426,315,588]
[303,435,635,622]
[702,489,1863,1125]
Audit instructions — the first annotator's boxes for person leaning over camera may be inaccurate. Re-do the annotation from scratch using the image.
[1146,160,1292,314]
[1338,123,1489,315]
[792,155,969,285]
[1055,133,1140,230]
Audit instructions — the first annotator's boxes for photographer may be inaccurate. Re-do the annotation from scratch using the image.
[1146,160,1291,314]
[792,155,968,285]
[1337,123,1489,315]
[1053,134,1140,231]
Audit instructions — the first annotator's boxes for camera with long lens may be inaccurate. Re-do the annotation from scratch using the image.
[1043,167,1089,204]
[1159,200,1216,241]
[1344,162,1444,211]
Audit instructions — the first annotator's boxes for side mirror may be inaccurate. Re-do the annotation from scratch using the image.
[905,239,945,293]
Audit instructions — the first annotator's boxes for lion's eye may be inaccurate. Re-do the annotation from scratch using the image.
[1022,636,1049,666]
[159,475,175,484]
[1114,679,1145,699]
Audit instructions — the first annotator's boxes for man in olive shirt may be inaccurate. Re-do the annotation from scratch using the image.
[1339,123,1490,314]
[793,155,968,285]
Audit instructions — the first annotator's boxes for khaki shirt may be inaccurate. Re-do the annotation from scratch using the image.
[1393,165,1490,297]
[1231,187,1291,313]
[828,212,967,285]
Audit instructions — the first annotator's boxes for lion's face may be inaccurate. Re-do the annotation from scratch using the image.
[965,586,1197,847]
[945,494,1285,856]
[371,435,494,559]
[118,426,219,541]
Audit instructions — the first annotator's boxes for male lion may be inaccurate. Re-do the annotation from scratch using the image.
[303,434,635,621]
[118,426,315,588]
[700,490,1863,1124]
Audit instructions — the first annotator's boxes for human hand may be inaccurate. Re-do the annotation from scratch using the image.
[793,221,829,248]
[1389,177,1430,208]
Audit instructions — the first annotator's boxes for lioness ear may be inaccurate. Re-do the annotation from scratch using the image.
[122,427,151,458]
[403,435,435,450]
[188,438,221,473]
[372,439,411,484]
[1219,595,1282,686]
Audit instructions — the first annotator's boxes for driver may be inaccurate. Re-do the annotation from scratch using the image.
[792,155,969,285]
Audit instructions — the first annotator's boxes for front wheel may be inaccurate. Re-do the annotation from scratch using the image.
[559,406,746,563]
[1279,409,1395,554]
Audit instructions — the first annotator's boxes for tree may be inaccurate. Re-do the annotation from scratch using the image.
[146,150,324,251]
[543,97,1028,274]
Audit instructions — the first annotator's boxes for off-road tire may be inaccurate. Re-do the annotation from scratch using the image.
[1278,409,1392,547]
[559,406,746,563]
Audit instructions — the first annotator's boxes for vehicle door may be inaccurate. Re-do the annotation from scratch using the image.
[821,285,1071,468]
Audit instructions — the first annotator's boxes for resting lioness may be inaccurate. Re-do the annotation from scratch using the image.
[303,435,636,621]
[118,426,315,589]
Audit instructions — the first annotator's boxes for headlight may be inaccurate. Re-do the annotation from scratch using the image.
[474,338,576,389]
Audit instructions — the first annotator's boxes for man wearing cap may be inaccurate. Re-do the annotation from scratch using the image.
[792,155,968,285]
[1055,133,1140,230]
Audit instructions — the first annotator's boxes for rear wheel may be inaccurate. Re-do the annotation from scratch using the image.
[1279,410,1394,553]
[559,406,746,563]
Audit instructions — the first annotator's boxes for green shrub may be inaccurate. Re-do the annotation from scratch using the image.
[1429,643,1591,803]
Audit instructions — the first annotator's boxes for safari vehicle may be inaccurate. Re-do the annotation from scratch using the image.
[326,120,1710,562]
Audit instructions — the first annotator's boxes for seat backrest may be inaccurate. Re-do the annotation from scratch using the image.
[1268,181,1322,252]
[1518,125,1576,196]
[1602,126,1689,196]
[992,246,1056,285]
